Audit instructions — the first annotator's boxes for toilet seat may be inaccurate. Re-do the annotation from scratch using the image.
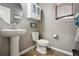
[37,39,49,43]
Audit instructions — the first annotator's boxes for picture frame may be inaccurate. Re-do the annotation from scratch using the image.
[55,3,73,20]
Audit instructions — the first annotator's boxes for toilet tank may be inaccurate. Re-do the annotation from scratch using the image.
[32,32,39,41]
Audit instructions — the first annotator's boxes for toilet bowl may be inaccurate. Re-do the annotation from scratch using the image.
[36,39,49,54]
[32,32,49,54]
[36,39,49,46]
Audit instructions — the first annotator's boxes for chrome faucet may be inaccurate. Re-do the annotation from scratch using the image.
[12,22,16,29]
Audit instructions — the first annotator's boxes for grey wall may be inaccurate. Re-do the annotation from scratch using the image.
[17,3,40,52]
[0,3,77,56]
[0,3,40,55]
[39,3,77,53]
[15,17,39,52]
[0,19,11,56]
[0,3,21,56]
[0,3,30,56]
[74,3,79,15]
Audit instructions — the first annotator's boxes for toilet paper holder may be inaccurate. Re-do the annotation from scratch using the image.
[53,34,59,39]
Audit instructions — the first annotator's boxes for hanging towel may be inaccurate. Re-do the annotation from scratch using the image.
[75,13,79,27]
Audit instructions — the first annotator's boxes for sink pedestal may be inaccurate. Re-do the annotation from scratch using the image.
[10,36,20,56]
[1,29,26,56]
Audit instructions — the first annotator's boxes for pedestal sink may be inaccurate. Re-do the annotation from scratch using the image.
[1,29,26,56]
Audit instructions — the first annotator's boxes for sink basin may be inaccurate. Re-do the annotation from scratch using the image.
[1,29,26,37]
[1,29,27,56]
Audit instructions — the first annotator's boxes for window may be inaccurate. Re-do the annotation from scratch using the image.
[56,3,73,20]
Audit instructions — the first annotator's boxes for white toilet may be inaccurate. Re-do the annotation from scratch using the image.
[32,32,49,54]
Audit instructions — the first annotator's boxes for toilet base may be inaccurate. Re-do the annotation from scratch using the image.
[36,45,47,54]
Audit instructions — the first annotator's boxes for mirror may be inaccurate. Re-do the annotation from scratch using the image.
[0,3,23,24]
[0,5,10,24]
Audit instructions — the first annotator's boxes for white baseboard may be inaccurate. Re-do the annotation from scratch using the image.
[19,45,73,56]
[48,46,73,56]
[19,45,35,55]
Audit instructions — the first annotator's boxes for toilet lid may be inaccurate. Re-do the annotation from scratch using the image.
[37,39,49,43]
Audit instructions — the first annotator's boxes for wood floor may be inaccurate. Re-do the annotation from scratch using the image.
[21,47,65,56]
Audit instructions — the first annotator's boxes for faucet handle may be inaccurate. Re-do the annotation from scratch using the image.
[14,22,16,25]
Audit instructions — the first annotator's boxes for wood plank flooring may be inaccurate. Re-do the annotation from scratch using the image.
[21,47,65,56]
